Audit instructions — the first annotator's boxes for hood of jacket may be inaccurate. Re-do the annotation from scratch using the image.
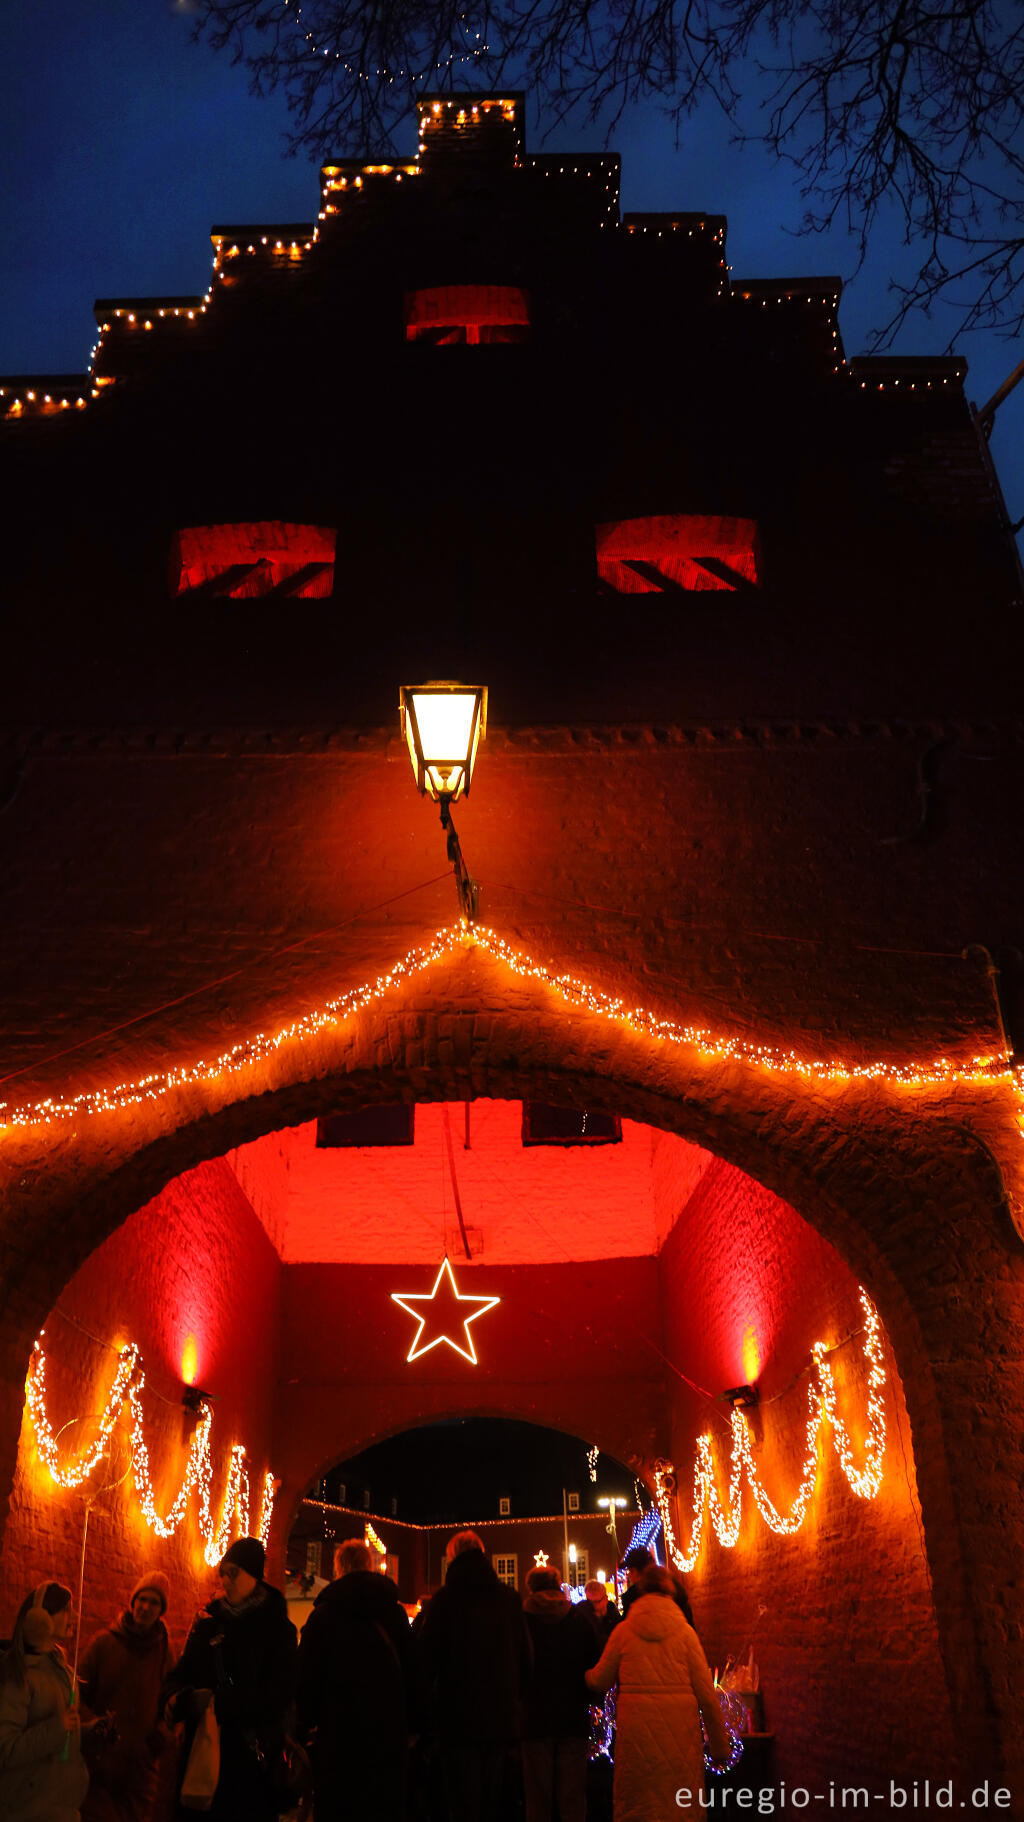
[314,1569,401,1623]
[442,1548,504,1599]
[626,1593,689,1643]
[524,1589,573,1622]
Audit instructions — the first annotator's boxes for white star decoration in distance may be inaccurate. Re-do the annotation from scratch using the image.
[533,1550,550,1567]
[391,1256,500,1365]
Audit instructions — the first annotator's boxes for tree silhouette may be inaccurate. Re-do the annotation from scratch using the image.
[195,0,1024,344]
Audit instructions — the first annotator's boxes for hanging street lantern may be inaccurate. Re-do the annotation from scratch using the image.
[399,680,488,922]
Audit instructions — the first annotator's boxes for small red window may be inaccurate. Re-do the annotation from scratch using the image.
[172,523,336,598]
[595,515,760,593]
[405,285,530,345]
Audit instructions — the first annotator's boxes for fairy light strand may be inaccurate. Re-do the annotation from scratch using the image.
[26,1339,277,1565]
[654,1289,887,1573]
[2,922,1020,1137]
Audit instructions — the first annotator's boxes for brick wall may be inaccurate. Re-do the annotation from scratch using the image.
[271,1256,666,1529]
[660,1156,952,1789]
[229,1098,660,1262]
[0,1157,280,1659]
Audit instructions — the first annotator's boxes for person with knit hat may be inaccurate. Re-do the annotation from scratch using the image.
[162,1538,296,1822]
[78,1570,173,1822]
[0,1578,89,1820]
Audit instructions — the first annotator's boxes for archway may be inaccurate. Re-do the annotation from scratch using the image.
[0,956,1019,1788]
[288,1415,640,1610]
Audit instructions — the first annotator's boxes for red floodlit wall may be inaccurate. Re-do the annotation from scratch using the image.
[659,1158,951,1788]
[230,1100,663,1262]
[272,1257,666,1524]
[0,1158,281,1657]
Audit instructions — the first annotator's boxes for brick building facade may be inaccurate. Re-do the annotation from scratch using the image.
[1,91,1022,1798]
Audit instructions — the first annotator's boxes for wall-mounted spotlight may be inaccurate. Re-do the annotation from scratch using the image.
[400,681,488,923]
[182,1384,216,1415]
[723,1384,760,1410]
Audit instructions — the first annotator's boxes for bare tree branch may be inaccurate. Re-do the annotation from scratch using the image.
[193,0,1024,341]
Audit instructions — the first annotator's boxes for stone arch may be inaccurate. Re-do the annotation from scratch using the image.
[1,955,1019,1783]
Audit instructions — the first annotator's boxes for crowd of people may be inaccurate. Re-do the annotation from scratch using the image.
[0,1537,730,1822]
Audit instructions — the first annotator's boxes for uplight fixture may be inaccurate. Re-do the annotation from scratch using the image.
[400,680,487,922]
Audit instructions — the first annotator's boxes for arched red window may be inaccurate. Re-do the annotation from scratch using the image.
[595,515,760,593]
[172,523,336,598]
[405,285,530,345]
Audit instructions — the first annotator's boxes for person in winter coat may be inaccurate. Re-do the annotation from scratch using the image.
[583,1579,620,1647]
[78,1569,172,1822]
[521,1566,600,1822]
[0,1580,89,1822]
[416,1530,532,1822]
[296,1537,412,1822]
[162,1537,296,1822]
[619,1548,695,1627]
[585,1566,729,1822]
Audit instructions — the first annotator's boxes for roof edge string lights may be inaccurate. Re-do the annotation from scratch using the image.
[25,1338,277,1564]
[653,1289,887,1572]
[1,921,1019,1136]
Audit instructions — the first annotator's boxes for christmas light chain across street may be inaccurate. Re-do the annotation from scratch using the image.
[1,922,1019,1133]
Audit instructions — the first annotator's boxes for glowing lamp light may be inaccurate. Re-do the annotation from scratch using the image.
[181,1334,200,1386]
[400,681,487,803]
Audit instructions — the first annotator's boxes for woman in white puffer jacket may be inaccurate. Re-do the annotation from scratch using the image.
[586,1565,730,1821]
[0,1581,89,1822]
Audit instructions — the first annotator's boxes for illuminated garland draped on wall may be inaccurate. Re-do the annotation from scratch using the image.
[25,1338,277,1565]
[1,922,1019,1134]
[653,1289,886,1572]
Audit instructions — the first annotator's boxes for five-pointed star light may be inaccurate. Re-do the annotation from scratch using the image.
[533,1549,550,1567]
[391,1256,500,1364]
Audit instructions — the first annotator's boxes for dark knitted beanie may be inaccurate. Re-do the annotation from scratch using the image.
[219,1537,266,1580]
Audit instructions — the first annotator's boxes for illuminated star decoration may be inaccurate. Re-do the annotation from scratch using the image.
[391,1256,500,1364]
[533,1550,550,1567]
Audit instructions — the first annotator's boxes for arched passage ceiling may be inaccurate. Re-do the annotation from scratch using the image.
[228,1100,713,1263]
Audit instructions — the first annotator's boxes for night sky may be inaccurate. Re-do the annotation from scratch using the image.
[2,2,1022,534]
[321,1417,637,1526]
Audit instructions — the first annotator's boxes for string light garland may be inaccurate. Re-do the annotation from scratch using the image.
[26,1338,276,1565]
[624,1505,663,1562]
[587,1443,599,1482]
[1,921,1019,1134]
[653,1289,886,1572]
[281,0,490,85]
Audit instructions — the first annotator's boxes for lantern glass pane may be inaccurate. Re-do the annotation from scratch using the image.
[411,690,478,769]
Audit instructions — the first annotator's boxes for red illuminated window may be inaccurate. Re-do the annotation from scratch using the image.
[405,285,530,345]
[595,515,760,593]
[522,1103,621,1146]
[172,523,336,598]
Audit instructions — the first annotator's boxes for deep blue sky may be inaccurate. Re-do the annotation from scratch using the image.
[2,0,1022,528]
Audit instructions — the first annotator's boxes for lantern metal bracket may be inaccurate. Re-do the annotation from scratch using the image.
[440,795,479,924]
